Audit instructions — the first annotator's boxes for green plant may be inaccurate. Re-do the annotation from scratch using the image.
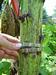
[0,59,11,75]
[40,24,56,75]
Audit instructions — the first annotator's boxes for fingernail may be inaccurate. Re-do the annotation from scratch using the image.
[16,43,22,49]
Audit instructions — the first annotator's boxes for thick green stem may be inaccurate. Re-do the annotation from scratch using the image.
[19,0,43,75]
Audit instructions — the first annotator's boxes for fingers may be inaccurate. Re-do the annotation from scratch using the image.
[0,48,19,60]
[2,47,19,57]
[0,50,5,58]
[0,35,21,50]
[0,33,20,60]
[0,33,20,43]
[4,54,18,60]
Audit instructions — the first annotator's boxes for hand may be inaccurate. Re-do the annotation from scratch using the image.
[0,33,21,59]
[0,47,19,59]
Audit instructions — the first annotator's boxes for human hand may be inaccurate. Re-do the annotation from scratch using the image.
[0,47,19,59]
[0,33,21,59]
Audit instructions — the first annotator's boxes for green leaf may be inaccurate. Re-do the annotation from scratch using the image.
[2,61,11,74]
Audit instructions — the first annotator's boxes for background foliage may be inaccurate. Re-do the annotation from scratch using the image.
[40,24,56,75]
